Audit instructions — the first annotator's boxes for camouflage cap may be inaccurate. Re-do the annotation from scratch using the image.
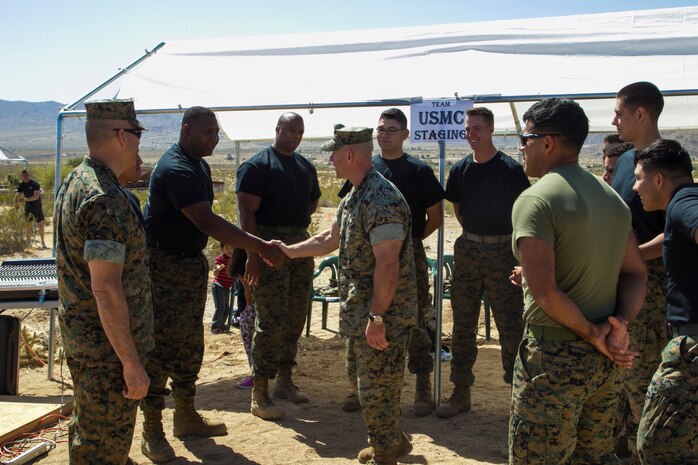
[84,98,145,130]
[321,125,373,152]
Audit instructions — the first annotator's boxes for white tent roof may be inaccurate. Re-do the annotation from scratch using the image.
[67,6,698,141]
[0,145,28,169]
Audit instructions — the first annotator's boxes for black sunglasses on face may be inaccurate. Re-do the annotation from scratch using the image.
[519,133,561,146]
[113,128,143,139]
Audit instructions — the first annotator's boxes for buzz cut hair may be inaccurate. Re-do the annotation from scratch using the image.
[182,106,216,127]
[616,82,664,122]
[380,108,408,128]
[466,107,494,126]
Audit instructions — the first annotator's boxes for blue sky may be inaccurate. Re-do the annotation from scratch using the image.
[3,0,695,103]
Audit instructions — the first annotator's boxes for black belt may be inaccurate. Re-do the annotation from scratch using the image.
[463,231,511,245]
[669,323,698,337]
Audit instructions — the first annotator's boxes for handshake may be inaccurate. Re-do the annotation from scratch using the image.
[258,240,294,267]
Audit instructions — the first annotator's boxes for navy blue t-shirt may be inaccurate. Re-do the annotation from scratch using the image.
[445,151,530,235]
[337,153,445,239]
[236,147,321,228]
[144,143,213,253]
[16,179,42,211]
[663,183,698,325]
[612,149,665,244]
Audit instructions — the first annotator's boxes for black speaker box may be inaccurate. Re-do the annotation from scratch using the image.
[0,315,20,395]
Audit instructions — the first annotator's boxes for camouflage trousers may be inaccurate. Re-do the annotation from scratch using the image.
[66,359,140,465]
[407,240,435,375]
[346,331,410,454]
[637,335,698,464]
[451,235,524,386]
[509,336,622,465]
[142,250,208,413]
[252,229,313,379]
[616,260,668,463]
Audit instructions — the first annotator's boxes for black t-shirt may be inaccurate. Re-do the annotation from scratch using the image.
[612,149,665,244]
[337,153,445,238]
[445,151,530,235]
[663,183,698,325]
[236,147,321,227]
[144,143,213,253]
[124,189,144,225]
[16,179,42,210]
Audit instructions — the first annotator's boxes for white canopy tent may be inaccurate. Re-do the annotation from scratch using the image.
[58,5,698,145]
[0,145,28,170]
[55,6,698,398]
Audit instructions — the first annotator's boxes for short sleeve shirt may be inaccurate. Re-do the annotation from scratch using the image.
[236,147,321,227]
[664,184,698,324]
[54,156,154,363]
[144,143,213,253]
[612,149,665,243]
[336,168,417,339]
[512,165,631,327]
[445,151,530,235]
[16,179,42,210]
[338,153,445,239]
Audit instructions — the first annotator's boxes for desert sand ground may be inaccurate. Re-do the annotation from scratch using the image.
[5,208,513,465]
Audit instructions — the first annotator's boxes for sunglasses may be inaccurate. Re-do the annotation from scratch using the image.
[519,133,561,146]
[113,128,143,139]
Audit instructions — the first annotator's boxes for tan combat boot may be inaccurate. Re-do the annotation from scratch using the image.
[435,384,471,418]
[272,366,310,404]
[357,431,413,464]
[251,376,284,420]
[413,372,435,416]
[140,409,176,463]
[172,397,227,437]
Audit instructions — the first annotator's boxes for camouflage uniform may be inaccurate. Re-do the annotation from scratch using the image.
[337,167,417,454]
[140,250,209,412]
[55,156,153,465]
[407,240,434,374]
[637,335,698,464]
[618,259,668,462]
[252,228,314,379]
[509,336,622,464]
[451,237,523,386]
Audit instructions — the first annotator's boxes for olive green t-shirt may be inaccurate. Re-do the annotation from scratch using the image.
[512,165,632,327]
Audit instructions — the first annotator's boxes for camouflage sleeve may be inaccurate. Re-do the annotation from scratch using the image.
[79,194,129,264]
[84,240,126,264]
[369,223,406,245]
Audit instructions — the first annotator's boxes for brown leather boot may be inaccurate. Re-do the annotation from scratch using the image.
[413,372,434,416]
[173,397,227,437]
[435,384,471,418]
[251,376,284,420]
[357,431,412,464]
[273,366,310,404]
[140,409,176,463]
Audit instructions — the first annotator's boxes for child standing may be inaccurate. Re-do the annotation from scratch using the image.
[228,248,256,389]
[211,243,235,333]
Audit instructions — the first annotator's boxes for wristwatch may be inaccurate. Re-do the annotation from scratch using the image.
[368,313,384,325]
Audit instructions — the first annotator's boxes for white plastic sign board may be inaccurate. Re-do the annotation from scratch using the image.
[410,99,473,145]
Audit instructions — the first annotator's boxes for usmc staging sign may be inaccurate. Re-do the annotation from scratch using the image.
[410,99,473,145]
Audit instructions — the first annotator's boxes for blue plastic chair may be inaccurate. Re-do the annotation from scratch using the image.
[428,255,492,340]
[305,256,341,336]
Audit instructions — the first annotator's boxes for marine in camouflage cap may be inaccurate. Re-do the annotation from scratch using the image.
[321,125,372,151]
[84,98,146,130]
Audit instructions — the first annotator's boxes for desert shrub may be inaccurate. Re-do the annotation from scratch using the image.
[0,207,31,253]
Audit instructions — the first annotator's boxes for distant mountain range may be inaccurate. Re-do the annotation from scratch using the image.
[1,99,696,162]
